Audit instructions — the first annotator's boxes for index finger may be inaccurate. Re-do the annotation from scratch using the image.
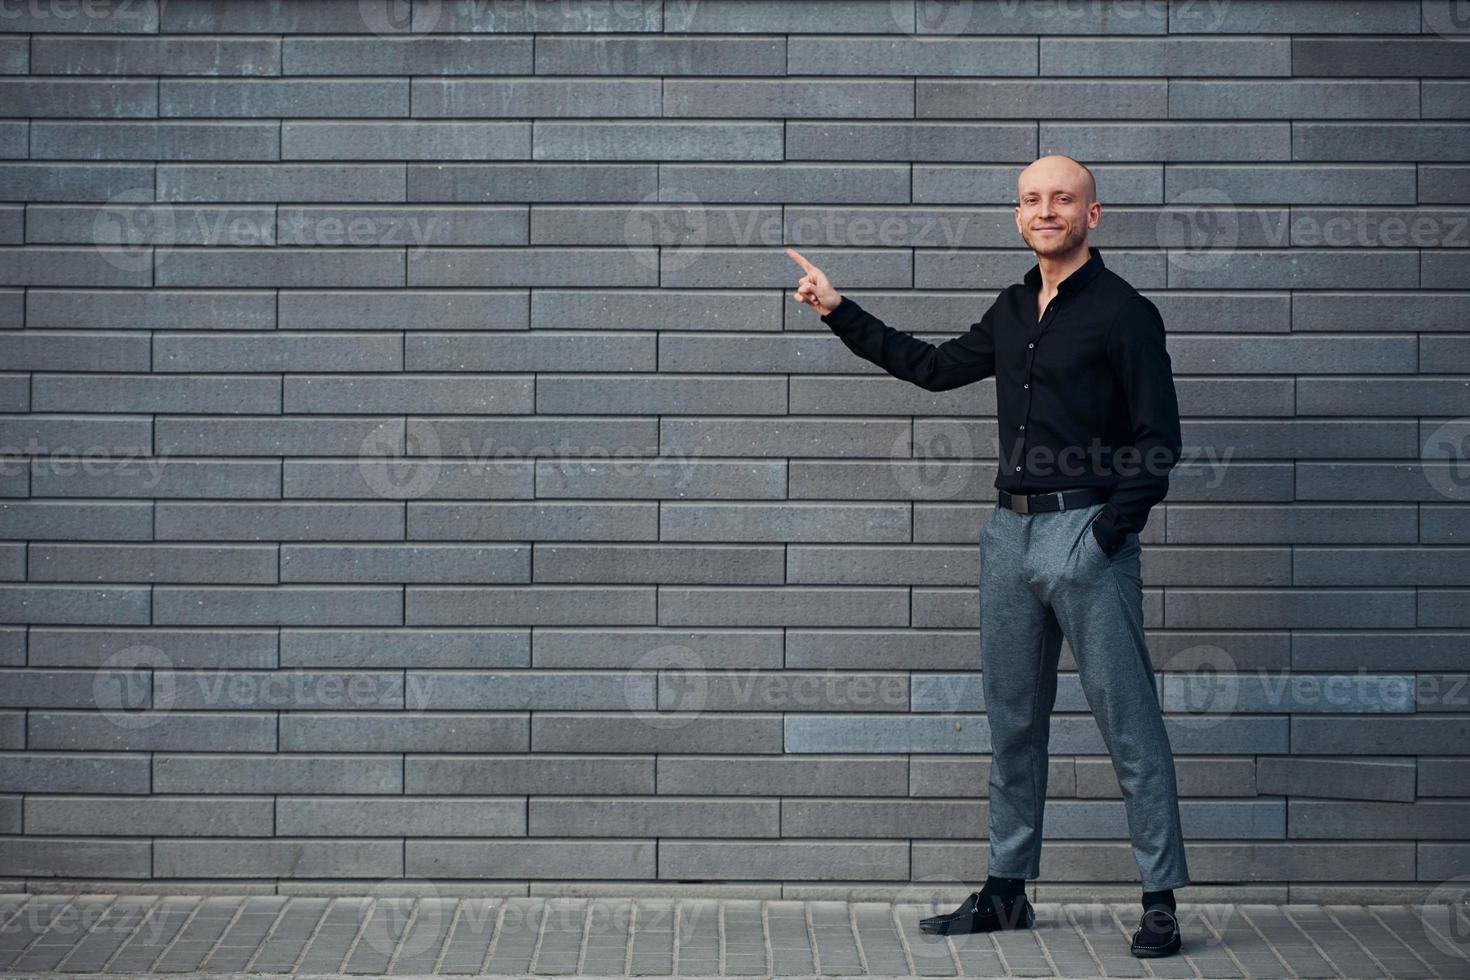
[785,247,818,276]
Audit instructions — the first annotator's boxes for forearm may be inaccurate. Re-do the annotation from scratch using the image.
[820,295,994,392]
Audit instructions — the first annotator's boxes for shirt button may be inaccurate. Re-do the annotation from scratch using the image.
[1018,424,1025,430]
[1014,465,1021,472]
[1023,383,1029,388]
[1027,343,1034,348]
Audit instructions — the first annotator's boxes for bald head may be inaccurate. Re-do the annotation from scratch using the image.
[1018,154,1096,206]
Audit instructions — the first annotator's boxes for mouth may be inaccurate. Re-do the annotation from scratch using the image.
[1034,226,1062,234]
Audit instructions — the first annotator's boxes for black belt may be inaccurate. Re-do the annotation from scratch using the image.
[997,487,1110,514]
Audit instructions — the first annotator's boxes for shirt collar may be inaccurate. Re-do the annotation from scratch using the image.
[1023,245,1104,295]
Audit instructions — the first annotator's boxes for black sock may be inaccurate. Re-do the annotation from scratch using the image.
[981,874,1026,899]
[1141,888,1175,912]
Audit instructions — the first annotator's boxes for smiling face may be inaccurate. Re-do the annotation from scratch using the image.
[1015,156,1100,258]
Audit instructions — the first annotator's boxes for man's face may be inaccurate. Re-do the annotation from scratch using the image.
[1015,180,1095,257]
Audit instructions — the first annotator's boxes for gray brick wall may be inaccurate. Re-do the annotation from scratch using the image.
[0,0,1467,900]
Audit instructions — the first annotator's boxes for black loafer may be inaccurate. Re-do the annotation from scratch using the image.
[918,890,1035,935]
[1130,906,1182,957]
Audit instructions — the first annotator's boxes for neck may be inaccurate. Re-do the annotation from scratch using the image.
[1036,243,1090,293]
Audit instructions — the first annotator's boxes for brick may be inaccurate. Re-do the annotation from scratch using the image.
[658,841,906,880]
[409,586,655,626]
[409,163,655,202]
[662,164,910,203]
[153,248,405,287]
[408,247,656,287]
[0,247,153,287]
[0,37,26,73]
[153,585,403,625]
[404,755,653,795]
[155,839,402,878]
[408,840,653,879]
[0,838,150,877]
[0,78,155,117]
[279,713,527,752]
[28,627,275,669]
[153,754,403,793]
[414,78,660,117]
[787,122,1034,162]
[283,121,529,160]
[1166,164,1415,204]
[1042,37,1289,75]
[0,753,150,793]
[24,796,273,836]
[1420,164,1470,202]
[541,36,786,74]
[1294,123,1470,161]
[277,797,524,836]
[1293,716,1470,754]
[533,289,776,330]
[534,122,783,161]
[31,36,280,75]
[657,756,907,796]
[529,798,777,836]
[280,289,526,329]
[406,332,650,371]
[284,36,532,74]
[31,122,279,160]
[1171,80,1418,118]
[0,123,25,159]
[167,77,394,118]
[28,541,277,579]
[27,288,275,329]
[159,163,406,203]
[0,163,153,201]
[410,501,657,541]
[534,544,783,584]
[0,584,150,624]
[1171,1,1419,33]
[1043,122,1290,160]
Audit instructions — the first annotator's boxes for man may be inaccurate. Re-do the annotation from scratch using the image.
[786,155,1189,959]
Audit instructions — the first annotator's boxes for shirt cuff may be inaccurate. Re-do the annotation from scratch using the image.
[819,295,860,330]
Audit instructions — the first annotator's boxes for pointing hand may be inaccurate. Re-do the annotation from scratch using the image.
[787,248,842,316]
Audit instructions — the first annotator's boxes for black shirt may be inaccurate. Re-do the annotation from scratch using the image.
[819,245,1182,558]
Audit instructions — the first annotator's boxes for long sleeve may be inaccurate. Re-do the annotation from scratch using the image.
[1090,294,1182,556]
[819,295,995,392]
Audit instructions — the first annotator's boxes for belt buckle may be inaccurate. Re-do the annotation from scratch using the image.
[1010,492,1029,514]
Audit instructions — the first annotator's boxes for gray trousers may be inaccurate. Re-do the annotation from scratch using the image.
[979,498,1191,892]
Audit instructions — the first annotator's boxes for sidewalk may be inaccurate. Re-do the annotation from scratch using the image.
[2,893,1468,979]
